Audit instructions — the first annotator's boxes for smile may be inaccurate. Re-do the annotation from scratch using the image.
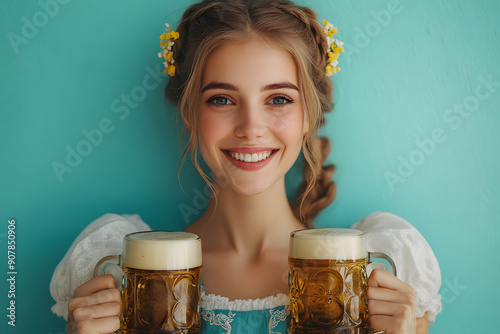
[228,151,272,162]
[222,148,278,171]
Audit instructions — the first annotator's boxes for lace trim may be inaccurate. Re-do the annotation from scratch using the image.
[201,291,289,311]
[201,310,235,334]
[269,306,290,334]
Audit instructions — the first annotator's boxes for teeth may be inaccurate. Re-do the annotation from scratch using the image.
[228,150,273,162]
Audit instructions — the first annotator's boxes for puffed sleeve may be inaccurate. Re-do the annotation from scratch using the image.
[49,213,151,320]
[351,212,442,324]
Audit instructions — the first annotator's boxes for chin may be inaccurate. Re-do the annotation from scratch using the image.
[224,177,282,197]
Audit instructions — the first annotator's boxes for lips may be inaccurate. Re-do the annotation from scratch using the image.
[222,148,278,171]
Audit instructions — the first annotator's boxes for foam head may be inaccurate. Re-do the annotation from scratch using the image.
[289,228,367,261]
[121,231,202,270]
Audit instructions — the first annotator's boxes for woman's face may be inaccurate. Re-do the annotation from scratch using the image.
[198,37,308,196]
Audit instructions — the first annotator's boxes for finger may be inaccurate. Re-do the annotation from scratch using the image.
[76,316,120,334]
[368,299,412,317]
[73,301,122,324]
[370,313,415,334]
[369,314,392,333]
[367,286,415,306]
[74,275,118,298]
[368,270,414,294]
[69,288,121,314]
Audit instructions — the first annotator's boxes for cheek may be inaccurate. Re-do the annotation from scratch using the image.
[270,112,305,149]
[198,110,228,149]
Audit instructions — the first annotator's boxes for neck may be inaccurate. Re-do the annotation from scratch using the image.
[199,178,305,259]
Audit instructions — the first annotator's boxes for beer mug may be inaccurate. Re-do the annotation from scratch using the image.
[94,231,202,334]
[288,228,396,334]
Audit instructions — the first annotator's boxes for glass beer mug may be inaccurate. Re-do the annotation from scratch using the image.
[95,231,202,334]
[288,228,396,334]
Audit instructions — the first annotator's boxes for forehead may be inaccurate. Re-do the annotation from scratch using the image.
[202,37,298,89]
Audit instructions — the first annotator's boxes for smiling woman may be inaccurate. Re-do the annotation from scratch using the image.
[50,0,442,333]
[197,38,306,196]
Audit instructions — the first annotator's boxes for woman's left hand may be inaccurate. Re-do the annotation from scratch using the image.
[367,269,416,334]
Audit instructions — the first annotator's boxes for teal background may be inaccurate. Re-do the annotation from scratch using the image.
[1,0,499,332]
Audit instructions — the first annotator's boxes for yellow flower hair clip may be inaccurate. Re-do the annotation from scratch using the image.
[323,19,344,76]
[158,23,179,76]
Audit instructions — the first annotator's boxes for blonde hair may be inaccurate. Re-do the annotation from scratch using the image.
[165,0,336,227]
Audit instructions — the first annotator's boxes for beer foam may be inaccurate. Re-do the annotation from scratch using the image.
[289,228,367,260]
[122,231,202,270]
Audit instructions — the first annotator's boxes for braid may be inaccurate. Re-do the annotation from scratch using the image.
[294,137,336,228]
[274,4,329,63]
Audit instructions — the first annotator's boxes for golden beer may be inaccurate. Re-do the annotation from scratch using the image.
[288,228,395,334]
[121,266,201,333]
[288,257,369,334]
[95,231,202,334]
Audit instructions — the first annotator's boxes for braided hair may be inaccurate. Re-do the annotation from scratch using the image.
[165,0,336,227]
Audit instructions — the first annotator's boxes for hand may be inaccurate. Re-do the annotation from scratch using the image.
[67,274,122,334]
[367,269,416,334]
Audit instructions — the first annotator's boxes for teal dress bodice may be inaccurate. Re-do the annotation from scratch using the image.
[200,281,289,334]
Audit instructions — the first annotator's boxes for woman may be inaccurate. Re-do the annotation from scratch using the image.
[51,0,441,333]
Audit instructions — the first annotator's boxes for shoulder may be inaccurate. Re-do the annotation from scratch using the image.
[50,213,152,319]
[76,213,151,238]
[350,211,438,270]
[351,211,415,232]
[351,211,442,324]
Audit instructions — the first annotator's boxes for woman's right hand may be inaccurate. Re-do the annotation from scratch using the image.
[67,274,122,334]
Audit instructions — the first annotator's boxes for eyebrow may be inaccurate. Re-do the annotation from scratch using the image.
[201,81,299,93]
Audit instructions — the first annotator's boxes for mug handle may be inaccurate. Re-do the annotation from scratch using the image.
[94,255,120,278]
[368,252,397,334]
[369,252,397,277]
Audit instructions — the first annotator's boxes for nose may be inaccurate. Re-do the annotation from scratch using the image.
[234,102,266,141]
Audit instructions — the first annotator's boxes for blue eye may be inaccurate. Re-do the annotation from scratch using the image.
[272,97,286,105]
[268,96,293,106]
[209,96,233,105]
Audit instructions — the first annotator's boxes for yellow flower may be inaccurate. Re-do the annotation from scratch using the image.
[323,19,343,76]
[160,33,167,40]
[168,65,176,76]
[172,31,179,39]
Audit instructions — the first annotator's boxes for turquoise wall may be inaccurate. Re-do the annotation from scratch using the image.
[1,0,499,332]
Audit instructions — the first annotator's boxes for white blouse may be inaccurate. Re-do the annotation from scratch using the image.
[50,211,442,327]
